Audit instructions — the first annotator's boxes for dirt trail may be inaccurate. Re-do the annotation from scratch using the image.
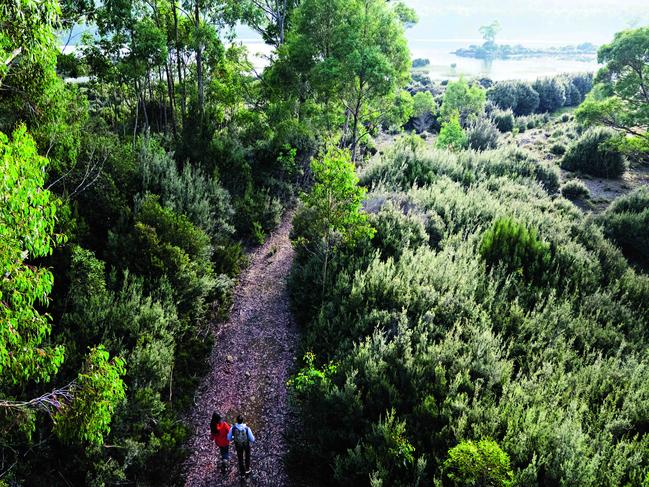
[184,213,298,487]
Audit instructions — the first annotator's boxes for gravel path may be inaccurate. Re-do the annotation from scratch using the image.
[184,213,298,487]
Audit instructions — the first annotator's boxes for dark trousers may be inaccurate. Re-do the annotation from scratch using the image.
[235,444,251,475]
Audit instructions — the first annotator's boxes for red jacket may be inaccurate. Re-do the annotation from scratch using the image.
[211,421,231,448]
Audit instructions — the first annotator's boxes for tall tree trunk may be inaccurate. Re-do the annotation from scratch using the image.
[165,63,177,137]
[195,0,204,115]
[351,96,361,162]
[173,1,186,122]
[278,0,287,45]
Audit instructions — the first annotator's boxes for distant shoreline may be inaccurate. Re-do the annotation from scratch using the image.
[453,42,598,61]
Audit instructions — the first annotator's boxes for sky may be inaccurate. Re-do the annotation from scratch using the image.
[403,0,649,44]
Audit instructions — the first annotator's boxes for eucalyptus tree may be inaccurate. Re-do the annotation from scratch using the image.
[576,26,649,156]
[271,0,412,160]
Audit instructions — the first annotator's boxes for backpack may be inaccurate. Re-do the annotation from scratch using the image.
[232,425,249,448]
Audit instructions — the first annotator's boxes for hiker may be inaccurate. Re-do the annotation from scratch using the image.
[227,415,255,477]
[210,412,231,474]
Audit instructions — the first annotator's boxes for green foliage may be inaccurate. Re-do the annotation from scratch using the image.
[53,346,126,446]
[437,116,467,151]
[297,146,374,251]
[532,77,567,113]
[549,142,567,156]
[479,21,501,45]
[598,186,649,270]
[479,217,554,284]
[290,125,649,485]
[561,180,590,200]
[0,0,59,84]
[412,91,436,133]
[369,202,429,260]
[273,0,411,158]
[561,127,627,178]
[492,109,514,133]
[488,81,540,116]
[0,126,65,384]
[466,117,500,151]
[137,136,234,243]
[289,352,337,394]
[575,27,649,156]
[440,79,486,124]
[442,439,513,487]
[385,90,415,131]
[121,195,216,322]
[362,137,558,194]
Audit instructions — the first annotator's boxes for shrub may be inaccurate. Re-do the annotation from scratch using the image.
[569,72,594,100]
[440,79,486,124]
[565,81,582,106]
[561,127,627,178]
[598,186,649,269]
[514,82,541,115]
[442,440,513,487]
[561,180,590,199]
[473,147,560,193]
[369,202,429,259]
[466,117,500,151]
[561,113,571,123]
[411,91,436,133]
[113,195,216,322]
[138,137,234,243]
[492,109,514,133]
[360,135,466,190]
[532,77,567,112]
[487,81,539,116]
[549,142,567,156]
[487,82,518,111]
[437,116,467,150]
[480,217,554,284]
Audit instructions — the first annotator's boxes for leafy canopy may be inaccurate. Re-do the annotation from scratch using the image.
[440,78,486,123]
[300,146,374,248]
[576,27,649,155]
[443,439,513,487]
[0,126,65,384]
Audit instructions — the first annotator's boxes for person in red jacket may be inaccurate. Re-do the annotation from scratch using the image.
[210,412,231,474]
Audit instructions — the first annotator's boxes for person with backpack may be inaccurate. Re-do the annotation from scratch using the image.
[227,415,255,477]
[210,412,231,474]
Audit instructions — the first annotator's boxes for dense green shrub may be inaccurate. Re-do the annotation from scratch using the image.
[112,195,217,323]
[361,139,558,194]
[369,202,429,260]
[138,137,234,243]
[487,81,540,116]
[561,127,627,178]
[492,109,514,132]
[561,180,590,199]
[471,147,560,193]
[532,77,567,112]
[290,148,649,485]
[569,72,594,101]
[487,82,518,111]
[598,186,649,269]
[442,440,513,487]
[513,81,541,115]
[479,217,554,284]
[549,142,567,156]
[466,117,500,150]
[437,116,467,150]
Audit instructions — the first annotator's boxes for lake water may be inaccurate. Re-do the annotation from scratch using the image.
[239,37,601,81]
